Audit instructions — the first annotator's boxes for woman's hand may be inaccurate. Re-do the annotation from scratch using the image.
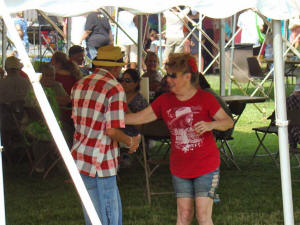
[193,121,213,135]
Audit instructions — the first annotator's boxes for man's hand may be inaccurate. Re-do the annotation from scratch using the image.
[128,134,141,154]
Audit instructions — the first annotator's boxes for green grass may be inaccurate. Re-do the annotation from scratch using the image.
[3,75,300,225]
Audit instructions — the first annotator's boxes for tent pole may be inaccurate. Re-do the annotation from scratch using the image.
[66,17,71,51]
[0,1,102,224]
[1,21,7,225]
[2,19,7,66]
[219,19,225,96]
[114,7,119,46]
[0,134,6,225]
[228,14,237,96]
[273,19,295,225]
[1,22,7,225]
[198,14,203,72]
[158,13,162,68]
[137,15,143,73]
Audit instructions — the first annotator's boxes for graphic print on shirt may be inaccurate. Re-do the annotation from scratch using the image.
[166,106,203,153]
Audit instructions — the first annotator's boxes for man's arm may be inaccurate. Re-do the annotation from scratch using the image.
[109,30,113,45]
[79,30,92,45]
[15,24,24,39]
[125,105,157,125]
[106,128,139,153]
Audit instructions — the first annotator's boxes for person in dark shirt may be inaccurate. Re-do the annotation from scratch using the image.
[79,11,112,60]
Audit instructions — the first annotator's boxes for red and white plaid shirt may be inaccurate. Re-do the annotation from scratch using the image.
[71,68,126,177]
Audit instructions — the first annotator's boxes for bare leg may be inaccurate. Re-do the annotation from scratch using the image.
[176,197,194,225]
[195,197,214,225]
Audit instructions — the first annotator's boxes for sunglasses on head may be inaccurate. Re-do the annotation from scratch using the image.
[118,78,133,83]
[166,73,177,79]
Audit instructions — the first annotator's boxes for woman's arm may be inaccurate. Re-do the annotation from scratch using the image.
[125,105,157,125]
[194,108,234,135]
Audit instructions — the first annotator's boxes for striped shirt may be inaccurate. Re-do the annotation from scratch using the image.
[71,68,126,177]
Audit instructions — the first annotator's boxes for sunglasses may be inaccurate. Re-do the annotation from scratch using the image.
[118,78,134,83]
[166,73,177,79]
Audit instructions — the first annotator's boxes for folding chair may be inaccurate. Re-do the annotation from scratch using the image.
[140,120,171,204]
[0,101,34,166]
[214,101,246,170]
[225,45,269,98]
[250,111,279,166]
[24,106,63,178]
[247,56,274,96]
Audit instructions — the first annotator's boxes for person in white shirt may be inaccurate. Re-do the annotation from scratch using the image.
[162,6,190,63]
[63,15,87,46]
[116,9,138,69]
[237,9,264,55]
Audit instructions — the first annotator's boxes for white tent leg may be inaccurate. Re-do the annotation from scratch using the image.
[273,20,295,225]
[0,145,6,225]
[219,19,225,96]
[158,13,163,68]
[2,19,7,66]
[114,7,119,46]
[66,17,71,51]
[228,14,236,96]
[0,1,102,224]
[198,14,202,72]
[137,15,143,73]
[1,19,7,225]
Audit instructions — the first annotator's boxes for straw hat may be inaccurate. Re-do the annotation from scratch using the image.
[92,45,126,67]
[5,56,23,70]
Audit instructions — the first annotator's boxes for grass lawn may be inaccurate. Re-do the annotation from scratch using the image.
[3,75,300,225]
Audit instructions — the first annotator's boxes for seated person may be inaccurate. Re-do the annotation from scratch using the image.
[40,63,73,145]
[119,69,148,167]
[25,86,66,174]
[40,63,71,106]
[25,64,71,174]
[141,51,163,100]
[68,45,90,76]
[287,85,300,148]
[0,56,31,104]
[119,69,148,136]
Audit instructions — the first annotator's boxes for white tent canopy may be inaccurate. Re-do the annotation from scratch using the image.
[2,0,300,19]
[1,1,300,225]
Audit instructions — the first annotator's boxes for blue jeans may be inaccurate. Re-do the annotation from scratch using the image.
[81,174,122,225]
[86,46,98,60]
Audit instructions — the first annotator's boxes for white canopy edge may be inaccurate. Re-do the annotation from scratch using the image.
[1,0,300,19]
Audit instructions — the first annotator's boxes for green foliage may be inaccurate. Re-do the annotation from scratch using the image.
[24,87,62,142]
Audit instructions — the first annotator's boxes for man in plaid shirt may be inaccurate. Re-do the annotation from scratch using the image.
[71,45,140,225]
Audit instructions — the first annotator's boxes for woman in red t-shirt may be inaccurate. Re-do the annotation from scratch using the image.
[125,53,233,225]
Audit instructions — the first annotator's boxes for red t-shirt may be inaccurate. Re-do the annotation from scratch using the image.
[151,89,220,178]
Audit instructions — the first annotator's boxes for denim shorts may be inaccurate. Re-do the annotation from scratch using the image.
[172,169,220,199]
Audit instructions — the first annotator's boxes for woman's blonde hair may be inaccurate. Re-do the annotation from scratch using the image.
[165,53,199,86]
